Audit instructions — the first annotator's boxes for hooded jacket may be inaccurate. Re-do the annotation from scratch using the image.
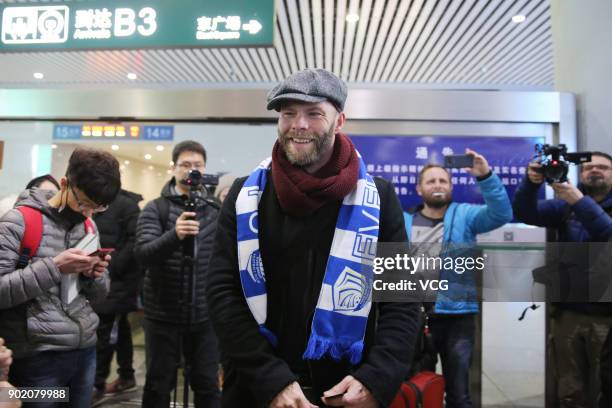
[0,188,109,359]
[135,179,219,324]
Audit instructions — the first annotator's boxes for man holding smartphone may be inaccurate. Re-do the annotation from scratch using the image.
[403,149,513,408]
[0,147,120,407]
[135,141,220,408]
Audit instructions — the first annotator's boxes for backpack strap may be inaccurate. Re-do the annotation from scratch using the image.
[16,206,43,269]
[84,218,95,234]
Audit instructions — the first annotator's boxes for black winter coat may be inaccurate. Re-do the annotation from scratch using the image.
[135,179,219,324]
[206,173,420,408]
[513,180,612,314]
[92,189,143,314]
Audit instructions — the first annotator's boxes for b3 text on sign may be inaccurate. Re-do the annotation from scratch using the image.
[0,0,274,51]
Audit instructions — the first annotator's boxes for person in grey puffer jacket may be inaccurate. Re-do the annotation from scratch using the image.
[0,147,121,408]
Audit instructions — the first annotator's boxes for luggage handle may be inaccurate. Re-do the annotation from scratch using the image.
[407,382,423,408]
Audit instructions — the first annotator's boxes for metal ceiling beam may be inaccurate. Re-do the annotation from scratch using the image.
[0,88,570,124]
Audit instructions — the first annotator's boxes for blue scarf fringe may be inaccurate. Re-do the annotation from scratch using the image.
[303,334,365,365]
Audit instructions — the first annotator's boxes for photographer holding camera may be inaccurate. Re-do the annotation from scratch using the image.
[513,150,612,408]
[135,141,220,408]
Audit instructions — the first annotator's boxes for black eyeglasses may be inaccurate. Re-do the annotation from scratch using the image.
[69,184,108,213]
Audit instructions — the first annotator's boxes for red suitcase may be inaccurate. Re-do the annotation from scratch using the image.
[389,371,445,408]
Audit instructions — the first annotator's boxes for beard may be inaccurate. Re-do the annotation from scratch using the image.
[278,124,335,168]
[582,174,611,198]
[423,192,452,209]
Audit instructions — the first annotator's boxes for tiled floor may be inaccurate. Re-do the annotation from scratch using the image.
[95,315,199,408]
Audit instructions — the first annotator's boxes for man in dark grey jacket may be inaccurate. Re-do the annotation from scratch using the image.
[135,140,220,408]
[0,147,120,407]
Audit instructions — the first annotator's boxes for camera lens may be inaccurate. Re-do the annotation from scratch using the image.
[186,169,202,185]
[545,163,566,183]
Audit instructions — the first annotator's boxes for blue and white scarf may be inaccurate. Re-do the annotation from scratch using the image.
[236,154,380,365]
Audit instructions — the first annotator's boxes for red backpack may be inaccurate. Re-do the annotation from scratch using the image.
[390,308,446,408]
[389,371,445,408]
[15,206,94,269]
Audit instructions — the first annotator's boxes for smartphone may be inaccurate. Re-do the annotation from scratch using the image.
[323,392,345,401]
[444,154,474,168]
[90,248,115,259]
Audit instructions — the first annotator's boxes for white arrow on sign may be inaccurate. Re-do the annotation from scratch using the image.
[242,20,262,35]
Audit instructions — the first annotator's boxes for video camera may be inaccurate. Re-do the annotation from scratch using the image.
[181,169,219,191]
[534,144,592,184]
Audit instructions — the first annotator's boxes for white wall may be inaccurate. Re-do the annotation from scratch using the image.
[118,157,168,206]
[552,0,612,152]
[0,122,54,196]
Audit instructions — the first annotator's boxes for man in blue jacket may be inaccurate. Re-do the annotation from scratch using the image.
[404,149,513,408]
[513,151,612,408]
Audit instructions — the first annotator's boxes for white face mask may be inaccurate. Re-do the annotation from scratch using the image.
[58,187,67,213]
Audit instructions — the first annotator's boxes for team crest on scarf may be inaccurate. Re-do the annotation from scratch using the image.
[247,249,265,283]
[236,153,380,364]
[333,267,371,312]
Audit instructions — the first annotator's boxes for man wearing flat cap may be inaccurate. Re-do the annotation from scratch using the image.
[207,68,419,407]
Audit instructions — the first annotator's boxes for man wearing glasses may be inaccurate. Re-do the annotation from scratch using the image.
[513,151,612,408]
[0,147,121,407]
[135,140,220,408]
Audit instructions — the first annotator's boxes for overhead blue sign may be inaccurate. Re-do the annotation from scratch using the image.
[53,123,174,140]
[350,135,545,211]
[53,124,82,140]
[142,125,173,141]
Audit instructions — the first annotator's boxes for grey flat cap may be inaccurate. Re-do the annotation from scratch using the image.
[266,68,347,111]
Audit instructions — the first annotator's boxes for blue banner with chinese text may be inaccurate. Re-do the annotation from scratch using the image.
[350,135,544,211]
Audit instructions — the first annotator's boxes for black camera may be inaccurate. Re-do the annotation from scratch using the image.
[535,144,592,184]
[181,170,219,190]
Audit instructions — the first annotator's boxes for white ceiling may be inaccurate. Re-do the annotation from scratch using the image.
[54,140,173,167]
[0,0,553,90]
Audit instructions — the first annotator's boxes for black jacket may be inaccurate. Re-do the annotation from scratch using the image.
[513,180,612,314]
[206,173,420,407]
[92,189,143,314]
[135,179,219,324]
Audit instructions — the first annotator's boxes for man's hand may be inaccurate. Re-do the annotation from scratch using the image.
[0,380,21,408]
[0,381,21,408]
[465,148,490,178]
[0,338,12,382]
[0,338,12,371]
[175,212,199,240]
[527,160,545,185]
[552,182,584,205]
[52,248,98,275]
[269,382,317,408]
[322,376,378,408]
[82,254,110,279]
